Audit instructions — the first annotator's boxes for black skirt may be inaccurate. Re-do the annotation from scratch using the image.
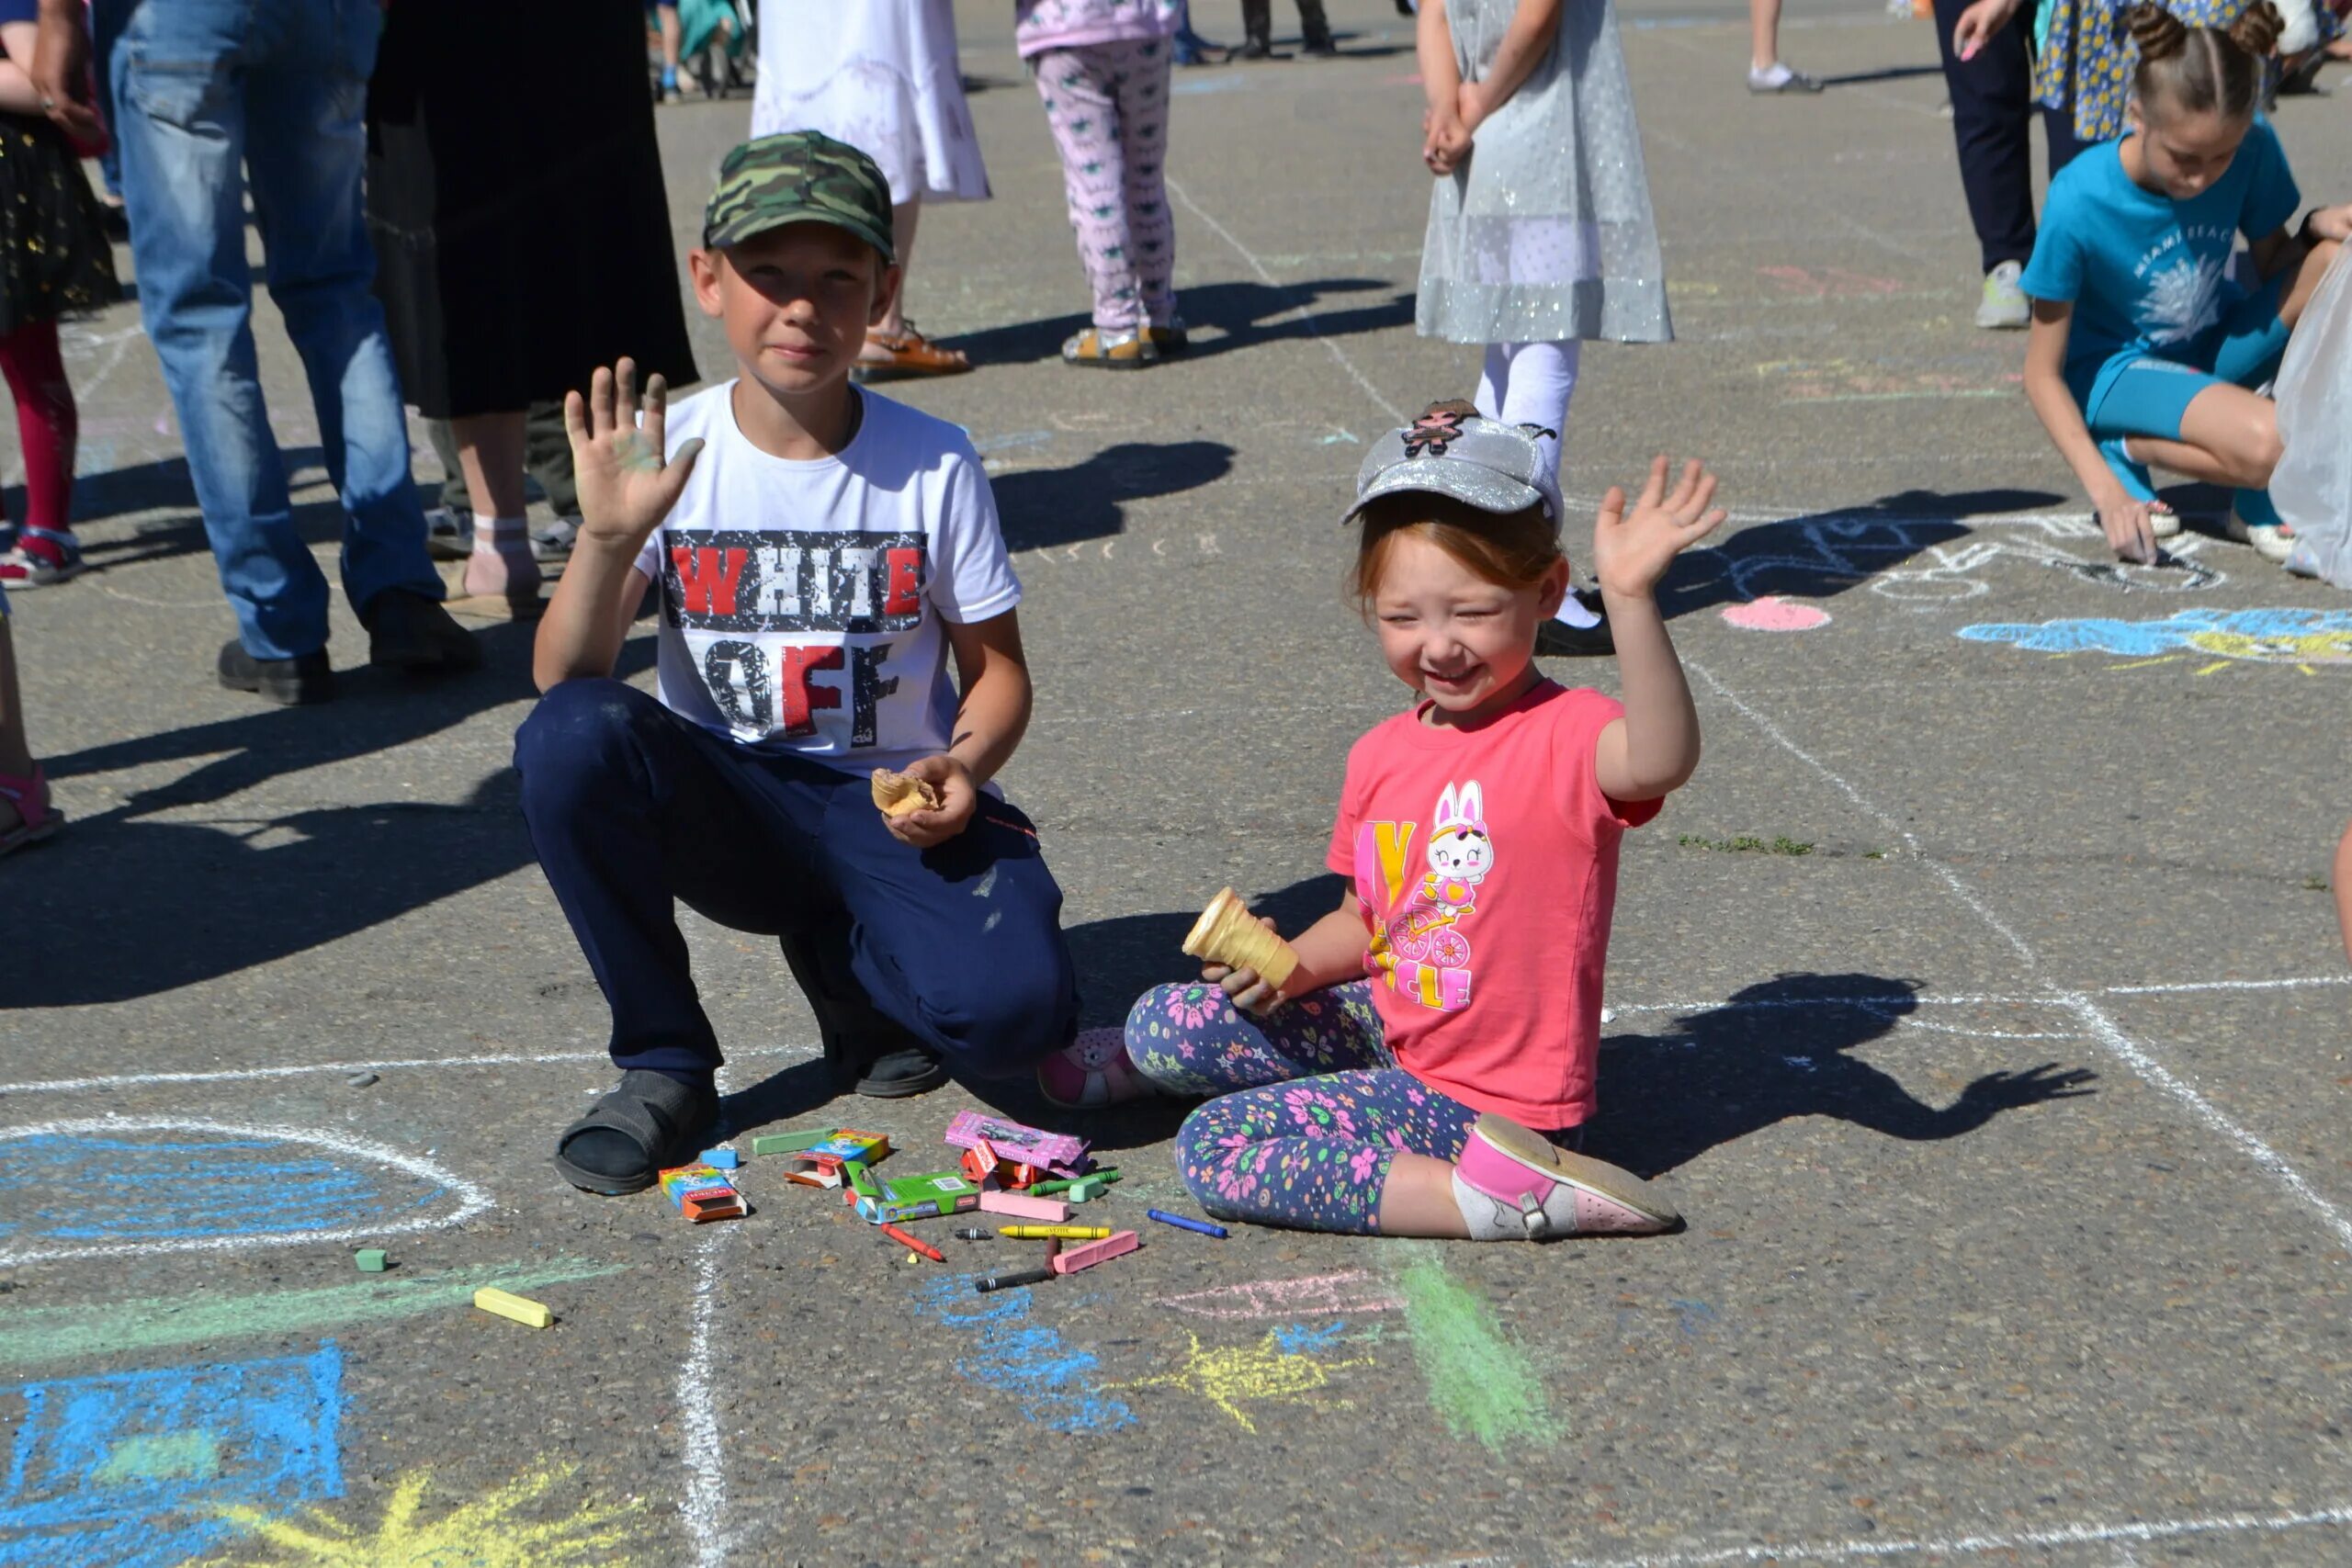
[365,0,698,420]
[0,113,119,336]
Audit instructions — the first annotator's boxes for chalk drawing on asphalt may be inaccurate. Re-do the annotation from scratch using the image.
[0,1345,343,1568]
[219,1459,649,1568]
[1102,1327,1372,1434]
[0,1117,490,1266]
[1158,1269,1406,1321]
[1958,607,2352,671]
[909,1275,1136,1432]
[1668,510,2226,612]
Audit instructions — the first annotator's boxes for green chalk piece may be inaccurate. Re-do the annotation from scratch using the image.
[355,1249,389,1272]
[751,1128,833,1156]
[1032,1168,1120,1197]
[1067,1177,1109,1202]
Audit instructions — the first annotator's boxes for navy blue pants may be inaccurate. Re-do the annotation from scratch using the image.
[1931,0,2086,275]
[514,678,1079,1078]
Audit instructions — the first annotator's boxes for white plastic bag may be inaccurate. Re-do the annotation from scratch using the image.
[2275,244,2352,588]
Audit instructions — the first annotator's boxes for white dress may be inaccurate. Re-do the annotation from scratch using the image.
[752,0,991,204]
[1418,0,1669,345]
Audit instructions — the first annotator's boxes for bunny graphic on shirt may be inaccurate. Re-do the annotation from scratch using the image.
[1421,780,1494,915]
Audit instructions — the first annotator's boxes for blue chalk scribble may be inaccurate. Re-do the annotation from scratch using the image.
[1272,1322,1349,1355]
[1959,607,2352,663]
[0,1132,450,1247]
[0,1344,344,1568]
[910,1276,1136,1432]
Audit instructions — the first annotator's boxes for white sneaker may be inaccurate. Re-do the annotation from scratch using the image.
[2229,508,2298,562]
[1975,261,2030,330]
[1747,61,1825,93]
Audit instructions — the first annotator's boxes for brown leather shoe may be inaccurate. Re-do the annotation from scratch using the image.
[853,321,973,381]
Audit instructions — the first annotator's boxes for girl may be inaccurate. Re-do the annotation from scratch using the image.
[1416,0,1672,654]
[754,0,989,378]
[0,0,117,587]
[1015,0,1185,367]
[2018,2,2350,566]
[1041,406,1724,1240]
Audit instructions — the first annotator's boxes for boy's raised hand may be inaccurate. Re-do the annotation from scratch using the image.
[564,358,706,555]
[1591,456,1728,600]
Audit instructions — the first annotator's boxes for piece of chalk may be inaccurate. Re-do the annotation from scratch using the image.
[998,1224,1113,1241]
[1959,39,1981,59]
[907,1251,921,1263]
[1050,1229,1140,1275]
[354,1249,388,1272]
[979,1190,1071,1223]
[1065,1177,1109,1202]
[699,1147,740,1168]
[750,1129,831,1156]
[1147,1208,1228,1239]
[1031,1168,1121,1196]
[472,1287,553,1329]
[975,1268,1056,1293]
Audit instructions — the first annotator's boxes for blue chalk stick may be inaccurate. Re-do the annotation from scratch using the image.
[701,1148,740,1168]
[1147,1208,1228,1239]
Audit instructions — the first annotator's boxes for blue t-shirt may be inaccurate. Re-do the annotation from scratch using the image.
[2018,118,2300,409]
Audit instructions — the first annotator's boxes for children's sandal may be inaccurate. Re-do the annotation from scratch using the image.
[1061,327,1160,369]
[1456,1113,1679,1238]
[0,527,85,587]
[854,321,973,381]
[1037,1026,1155,1109]
[0,763,62,857]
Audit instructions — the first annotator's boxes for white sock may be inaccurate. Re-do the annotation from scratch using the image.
[473,515,528,543]
[1552,593,1602,629]
[1750,61,1794,87]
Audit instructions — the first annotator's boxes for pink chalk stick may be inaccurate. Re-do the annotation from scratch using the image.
[1050,1229,1139,1275]
[978,1190,1071,1222]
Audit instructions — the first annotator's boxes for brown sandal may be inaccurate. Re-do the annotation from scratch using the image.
[854,321,973,381]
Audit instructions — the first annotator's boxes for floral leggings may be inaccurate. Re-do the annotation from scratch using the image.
[1030,39,1177,333]
[1125,980,1575,1235]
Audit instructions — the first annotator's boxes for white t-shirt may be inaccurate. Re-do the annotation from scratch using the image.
[632,382,1022,773]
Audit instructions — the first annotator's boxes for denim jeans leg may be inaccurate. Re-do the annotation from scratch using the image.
[242,6,441,620]
[111,22,330,661]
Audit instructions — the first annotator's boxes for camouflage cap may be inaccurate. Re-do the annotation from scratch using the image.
[702,131,896,261]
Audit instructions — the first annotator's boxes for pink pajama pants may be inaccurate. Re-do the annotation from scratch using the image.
[1030,38,1178,333]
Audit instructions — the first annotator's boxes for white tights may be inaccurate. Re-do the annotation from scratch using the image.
[1473,340,1591,626]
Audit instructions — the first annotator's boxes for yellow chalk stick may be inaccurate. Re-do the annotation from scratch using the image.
[998,1224,1113,1241]
[472,1287,553,1329]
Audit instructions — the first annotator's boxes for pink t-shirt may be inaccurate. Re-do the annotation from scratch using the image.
[1325,682,1660,1129]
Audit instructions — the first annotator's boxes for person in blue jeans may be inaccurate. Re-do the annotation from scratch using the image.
[37,0,477,705]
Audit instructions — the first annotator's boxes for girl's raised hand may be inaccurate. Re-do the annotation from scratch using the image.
[563,358,706,554]
[1591,456,1728,600]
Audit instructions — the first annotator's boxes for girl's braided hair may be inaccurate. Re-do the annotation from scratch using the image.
[2118,1,2285,122]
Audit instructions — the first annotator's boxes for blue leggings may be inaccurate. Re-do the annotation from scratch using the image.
[1125,980,1577,1235]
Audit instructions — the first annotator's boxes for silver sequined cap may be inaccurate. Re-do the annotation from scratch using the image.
[1343,409,1562,529]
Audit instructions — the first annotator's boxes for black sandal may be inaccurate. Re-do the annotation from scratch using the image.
[779,931,948,1099]
[553,1069,719,1194]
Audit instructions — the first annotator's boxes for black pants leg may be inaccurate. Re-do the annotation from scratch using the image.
[1932,0,2041,274]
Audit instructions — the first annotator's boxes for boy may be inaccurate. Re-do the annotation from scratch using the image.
[516,132,1078,1194]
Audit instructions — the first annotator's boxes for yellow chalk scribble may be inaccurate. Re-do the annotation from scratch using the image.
[1105,1329,1371,1434]
[209,1461,646,1567]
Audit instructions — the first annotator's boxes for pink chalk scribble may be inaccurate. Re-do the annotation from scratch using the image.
[1721,595,1831,632]
[1158,1270,1406,1321]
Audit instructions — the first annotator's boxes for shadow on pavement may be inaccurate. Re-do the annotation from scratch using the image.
[991,439,1236,550]
[1657,484,2067,617]
[941,277,1414,368]
[1589,972,2098,1179]
[7,623,655,1008]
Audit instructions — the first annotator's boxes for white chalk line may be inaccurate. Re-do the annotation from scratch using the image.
[1167,176,1408,426]
[0,1114,492,1267]
[1408,1497,2352,1568]
[0,1041,821,1099]
[1602,972,2352,1017]
[678,1224,734,1568]
[1684,659,2352,1261]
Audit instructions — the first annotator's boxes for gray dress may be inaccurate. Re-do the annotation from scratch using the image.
[1417,0,1672,346]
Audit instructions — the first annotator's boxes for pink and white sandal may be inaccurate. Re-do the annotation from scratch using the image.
[0,763,62,857]
[1037,1026,1155,1110]
[1455,1113,1679,1239]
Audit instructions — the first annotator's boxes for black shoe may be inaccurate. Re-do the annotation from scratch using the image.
[217,640,336,705]
[1302,33,1340,55]
[553,1068,719,1195]
[1534,594,1614,658]
[1236,37,1283,58]
[779,930,948,1099]
[98,199,129,243]
[361,589,483,674]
